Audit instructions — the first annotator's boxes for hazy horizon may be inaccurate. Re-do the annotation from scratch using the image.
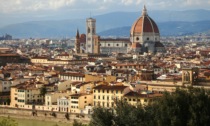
[0,0,209,28]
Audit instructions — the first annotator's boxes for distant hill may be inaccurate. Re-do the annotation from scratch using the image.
[99,21,210,37]
[0,9,210,38]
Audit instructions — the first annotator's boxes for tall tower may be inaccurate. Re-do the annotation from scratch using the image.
[86,18,96,53]
[75,29,80,54]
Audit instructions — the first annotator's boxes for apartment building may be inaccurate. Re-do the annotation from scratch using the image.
[93,84,129,108]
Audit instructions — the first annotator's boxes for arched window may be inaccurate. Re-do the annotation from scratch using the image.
[136,37,139,41]
[88,27,90,33]
[184,72,190,82]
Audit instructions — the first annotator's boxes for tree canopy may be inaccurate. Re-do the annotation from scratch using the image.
[89,87,210,126]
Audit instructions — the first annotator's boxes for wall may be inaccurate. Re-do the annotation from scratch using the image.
[0,106,90,123]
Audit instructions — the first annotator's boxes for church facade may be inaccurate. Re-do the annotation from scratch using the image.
[75,6,165,55]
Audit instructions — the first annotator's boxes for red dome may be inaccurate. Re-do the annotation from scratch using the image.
[131,6,159,34]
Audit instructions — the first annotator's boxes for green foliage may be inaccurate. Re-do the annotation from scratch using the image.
[0,117,18,126]
[90,87,210,126]
[73,120,87,126]
[40,86,47,103]
[89,107,114,126]
[40,86,47,97]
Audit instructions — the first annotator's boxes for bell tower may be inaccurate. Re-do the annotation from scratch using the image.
[75,29,80,54]
[86,18,96,53]
[182,67,199,86]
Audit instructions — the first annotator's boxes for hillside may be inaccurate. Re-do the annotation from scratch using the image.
[0,9,210,38]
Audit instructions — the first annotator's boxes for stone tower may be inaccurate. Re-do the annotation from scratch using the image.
[182,67,199,86]
[75,29,80,54]
[86,18,96,53]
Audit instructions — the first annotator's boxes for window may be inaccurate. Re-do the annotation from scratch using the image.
[144,99,147,102]
[88,27,90,33]
[98,96,100,99]
[125,44,127,47]
[133,99,136,101]
[147,37,149,40]
[107,96,109,100]
[116,44,119,46]
[136,37,139,41]
[108,44,110,46]
[102,90,104,93]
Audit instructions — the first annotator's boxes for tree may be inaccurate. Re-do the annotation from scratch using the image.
[0,117,18,126]
[89,87,210,126]
[73,120,87,126]
[89,107,114,126]
[40,86,47,104]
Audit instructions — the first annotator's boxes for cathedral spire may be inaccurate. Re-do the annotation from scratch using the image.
[76,29,80,38]
[142,5,147,16]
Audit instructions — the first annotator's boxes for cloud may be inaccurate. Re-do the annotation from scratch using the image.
[0,0,209,14]
[121,0,133,5]
[0,0,75,13]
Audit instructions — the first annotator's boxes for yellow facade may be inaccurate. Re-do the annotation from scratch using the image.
[10,84,43,108]
[70,93,93,113]
[93,85,129,108]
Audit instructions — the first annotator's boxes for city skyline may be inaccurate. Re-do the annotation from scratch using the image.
[0,0,210,27]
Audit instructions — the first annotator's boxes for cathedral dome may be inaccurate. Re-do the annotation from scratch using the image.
[130,6,159,35]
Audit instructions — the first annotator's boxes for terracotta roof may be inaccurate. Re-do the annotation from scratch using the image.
[80,34,86,43]
[93,85,128,90]
[60,72,85,77]
[130,7,159,34]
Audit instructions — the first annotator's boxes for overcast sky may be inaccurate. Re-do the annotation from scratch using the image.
[0,0,210,27]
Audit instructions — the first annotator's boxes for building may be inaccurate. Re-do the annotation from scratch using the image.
[100,38,130,54]
[75,30,86,54]
[130,6,165,54]
[93,84,129,108]
[10,83,43,108]
[86,18,100,54]
[75,6,165,55]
